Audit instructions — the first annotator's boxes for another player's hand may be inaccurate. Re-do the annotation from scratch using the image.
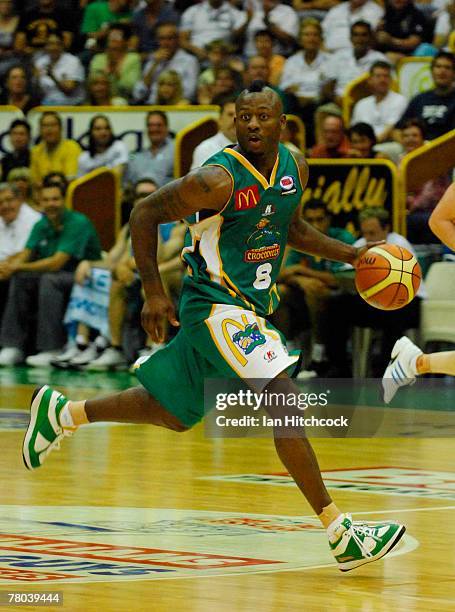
[352,241,386,268]
[141,294,180,343]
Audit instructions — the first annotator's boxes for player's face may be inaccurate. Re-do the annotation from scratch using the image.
[40,186,65,223]
[304,208,330,234]
[360,217,388,242]
[235,94,285,156]
[0,188,21,224]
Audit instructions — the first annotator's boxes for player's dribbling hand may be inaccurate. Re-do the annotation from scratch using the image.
[141,295,180,343]
[352,241,386,268]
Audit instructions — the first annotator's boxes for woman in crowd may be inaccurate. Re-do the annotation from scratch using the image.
[0,65,41,113]
[154,70,189,106]
[347,122,384,158]
[85,71,128,106]
[77,114,129,179]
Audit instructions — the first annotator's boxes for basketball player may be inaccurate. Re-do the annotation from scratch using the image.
[383,182,455,403]
[24,83,405,571]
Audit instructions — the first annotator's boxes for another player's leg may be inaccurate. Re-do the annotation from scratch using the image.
[266,374,405,571]
[23,385,188,470]
[382,335,455,403]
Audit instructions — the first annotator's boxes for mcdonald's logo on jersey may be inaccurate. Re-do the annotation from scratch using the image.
[235,185,260,210]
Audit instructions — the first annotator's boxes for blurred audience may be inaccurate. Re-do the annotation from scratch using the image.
[0,65,41,113]
[322,0,383,52]
[433,0,455,50]
[77,114,129,178]
[0,0,19,78]
[1,119,31,182]
[132,0,180,56]
[243,0,300,58]
[85,70,128,105]
[347,122,382,158]
[253,29,285,87]
[81,0,133,54]
[191,94,236,168]
[310,114,350,158]
[6,168,33,207]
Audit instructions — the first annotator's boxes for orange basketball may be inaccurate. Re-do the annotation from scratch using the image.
[355,244,422,310]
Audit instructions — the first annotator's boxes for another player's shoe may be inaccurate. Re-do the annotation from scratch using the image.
[22,386,74,470]
[328,514,406,571]
[382,336,422,404]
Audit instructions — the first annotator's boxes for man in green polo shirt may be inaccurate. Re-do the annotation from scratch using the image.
[277,199,355,372]
[0,183,101,367]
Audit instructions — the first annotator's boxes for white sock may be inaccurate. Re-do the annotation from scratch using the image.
[59,403,75,428]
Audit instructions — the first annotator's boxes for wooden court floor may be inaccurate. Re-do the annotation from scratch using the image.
[0,368,454,612]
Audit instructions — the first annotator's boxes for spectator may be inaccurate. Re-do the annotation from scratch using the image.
[243,56,290,112]
[242,0,300,58]
[81,0,133,54]
[280,19,330,147]
[14,0,76,56]
[321,21,388,106]
[89,23,141,100]
[322,0,383,52]
[197,39,235,104]
[399,117,426,157]
[279,199,356,374]
[433,0,455,50]
[125,110,174,187]
[132,0,180,56]
[325,207,425,376]
[376,0,432,63]
[254,29,285,87]
[132,22,199,104]
[310,114,351,158]
[154,70,189,105]
[191,95,236,168]
[395,51,455,140]
[179,0,247,62]
[0,183,101,367]
[34,32,85,106]
[0,65,41,113]
[85,70,128,105]
[1,119,31,182]
[0,182,41,323]
[347,122,383,158]
[6,167,33,206]
[77,114,129,178]
[208,65,242,103]
[30,111,82,192]
[351,61,407,143]
[0,0,19,78]
[293,0,339,22]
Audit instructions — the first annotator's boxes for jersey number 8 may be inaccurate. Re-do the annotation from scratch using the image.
[253,263,272,289]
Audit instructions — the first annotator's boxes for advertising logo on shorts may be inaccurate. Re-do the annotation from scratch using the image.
[0,506,415,583]
[280,176,296,195]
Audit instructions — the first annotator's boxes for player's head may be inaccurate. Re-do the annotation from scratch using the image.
[235,80,285,156]
[303,199,331,235]
[358,207,390,241]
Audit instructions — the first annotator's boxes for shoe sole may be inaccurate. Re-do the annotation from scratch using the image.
[338,525,406,572]
[22,385,49,470]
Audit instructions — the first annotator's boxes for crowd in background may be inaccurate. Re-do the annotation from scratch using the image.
[0,0,454,376]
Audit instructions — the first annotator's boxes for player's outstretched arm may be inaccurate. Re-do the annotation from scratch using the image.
[130,165,232,342]
[429,183,455,251]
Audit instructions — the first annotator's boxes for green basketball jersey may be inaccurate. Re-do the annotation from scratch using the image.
[182,143,304,317]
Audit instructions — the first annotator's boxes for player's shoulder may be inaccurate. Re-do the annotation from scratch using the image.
[286,147,309,187]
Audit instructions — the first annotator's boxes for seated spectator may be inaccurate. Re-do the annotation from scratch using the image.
[399,117,426,158]
[322,0,383,52]
[320,21,388,107]
[0,65,41,113]
[243,57,288,111]
[254,29,285,87]
[133,22,199,104]
[310,114,350,158]
[0,0,19,79]
[395,51,455,141]
[77,114,129,178]
[1,119,31,182]
[6,167,33,207]
[133,0,180,57]
[347,122,383,157]
[376,0,433,63]
[125,110,174,187]
[30,111,82,193]
[0,183,101,367]
[279,199,356,373]
[280,19,330,147]
[243,0,300,58]
[0,182,41,323]
[325,207,425,376]
[89,23,141,100]
[14,0,76,57]
[34,32,85,106]
[81,0,133,55]
[293,0,339,22]
[54,178,159,370]
[154,70,189,106]
[433,0,455,50]
[197,39,236,104]
[351,61,408,143]
[191,94,236,169]
[207,66,242,103]
[179,0,247,62]
[85,70,128,105]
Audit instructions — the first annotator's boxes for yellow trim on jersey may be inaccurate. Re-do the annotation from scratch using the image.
[267,283,280,315]
[289,151,307,194]
[222,272,256,312]
[224,148,279,189]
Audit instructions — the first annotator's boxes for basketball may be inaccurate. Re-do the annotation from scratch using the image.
[355,244,422,310]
